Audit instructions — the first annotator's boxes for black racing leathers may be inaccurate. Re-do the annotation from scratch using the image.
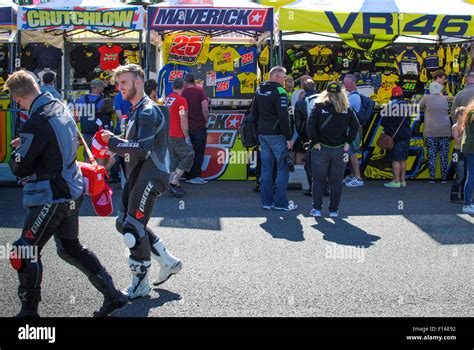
[251,81,292,140]
[108,95,170,260]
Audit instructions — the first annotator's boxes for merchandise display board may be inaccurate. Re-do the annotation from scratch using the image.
[279,0,474,180]
[148,0,274,180]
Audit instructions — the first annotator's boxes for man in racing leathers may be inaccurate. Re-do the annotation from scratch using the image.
[101,64,182,299]
[6,70,127,317]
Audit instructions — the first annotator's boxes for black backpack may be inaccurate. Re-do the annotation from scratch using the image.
[350,91,375,126]
[79,95,104,134]
[240,109,258,148]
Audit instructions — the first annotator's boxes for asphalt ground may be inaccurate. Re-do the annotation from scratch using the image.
[0,180,472,318]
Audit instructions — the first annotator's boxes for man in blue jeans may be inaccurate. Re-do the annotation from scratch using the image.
[252,66,297,211]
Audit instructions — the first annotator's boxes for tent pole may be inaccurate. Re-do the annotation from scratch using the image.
[278,30,283,66]
[139,30,143,69]
[270,30,274,69]
[145,29,150,81]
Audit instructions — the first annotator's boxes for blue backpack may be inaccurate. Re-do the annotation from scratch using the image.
[351,91,375,126]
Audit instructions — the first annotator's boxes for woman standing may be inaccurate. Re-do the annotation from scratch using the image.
[459,102,474,215]
[307,82,359,218]
[419,82,452,182]
[381,86,412,188]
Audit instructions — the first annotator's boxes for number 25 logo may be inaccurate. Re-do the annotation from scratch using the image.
[170,35,205,57]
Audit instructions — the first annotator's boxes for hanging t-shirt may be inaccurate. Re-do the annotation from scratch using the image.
[35,45,62,71]
[309,45,334,74]
[333,45,357,74]
[237,46,258,73]
[70,45,100,79]
[422,47,444,71]
[158,63,192,98]
[213,72,238,98]
[208,46,241,72]
[396,48,423,76]
[0,45,9,72]
[355,50,376,73]
[123,45,140,65]
[163,33,210,66]
[375,73,399,104]
[163,91,188,139]
[21,44,37,71]
[98,45,122,71]
[237,72,257,94]
[284,46,314,80]
[374,47,397,73]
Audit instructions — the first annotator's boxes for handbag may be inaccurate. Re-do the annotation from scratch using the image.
[76,128,108,197]
[376,116,407,151]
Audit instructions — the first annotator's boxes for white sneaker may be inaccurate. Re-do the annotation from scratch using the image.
[124,258,151,300]
[310,209,322,217]
[345,178,364,187]
[462,204,474,215]
[329,211,339,218]
[343,175,354,184]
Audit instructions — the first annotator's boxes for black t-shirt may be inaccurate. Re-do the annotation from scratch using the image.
[36,45,62,71]
[21,44,37,71]
[70,45,100,79]
[0,45,8,72]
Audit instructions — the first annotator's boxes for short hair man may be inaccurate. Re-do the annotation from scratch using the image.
[252,66,297,211]
[40,71,61,100]
[5,70,127,317]
[451,72,474,119]
[163,78,195,197]
[101,64,182,299]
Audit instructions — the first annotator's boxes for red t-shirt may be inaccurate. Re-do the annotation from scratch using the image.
[98,45,122,71]
[164,92,188,138]
[181,86,207,132]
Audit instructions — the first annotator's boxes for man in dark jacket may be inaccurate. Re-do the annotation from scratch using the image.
[6,70,127,317]
[252,66,297,211]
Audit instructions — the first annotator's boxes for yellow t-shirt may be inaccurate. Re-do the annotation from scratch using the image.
[124,49,139,65]
[376,73,399,104]
[163,32,210,66]
[208,46,241,72]
[237,72,257,94]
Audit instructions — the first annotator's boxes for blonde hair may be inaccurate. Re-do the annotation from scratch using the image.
[317,89,349,114]
[113,64,145,82]
[3,70,39,97]
[458,102,474,130]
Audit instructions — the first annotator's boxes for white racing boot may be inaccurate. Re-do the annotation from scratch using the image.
[124,257,151,299]
[151,238,182,286]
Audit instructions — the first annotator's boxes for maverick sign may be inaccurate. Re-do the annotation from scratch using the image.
[148,6,273,32]
[18,6,144,31]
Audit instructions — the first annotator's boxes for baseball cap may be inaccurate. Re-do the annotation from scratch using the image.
[392,86,403,97]
[91,183,113,217]
[91,79,106,88]
[327,81,342,93]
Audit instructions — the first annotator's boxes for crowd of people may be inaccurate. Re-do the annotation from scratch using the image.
[4,61,474,317]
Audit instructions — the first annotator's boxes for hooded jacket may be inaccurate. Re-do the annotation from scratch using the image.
[9,92,83,207]
[251,81,292,140]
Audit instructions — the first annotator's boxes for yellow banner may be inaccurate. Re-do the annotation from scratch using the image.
[259,0,295,12]
[400,13,474,36]
[279,9,398,35]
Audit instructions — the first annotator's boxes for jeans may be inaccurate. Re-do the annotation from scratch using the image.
[451,150,466,195]
[311,146,346,212]
[464,153,474,206]
[259,135,290,208]
[185,127,207,180]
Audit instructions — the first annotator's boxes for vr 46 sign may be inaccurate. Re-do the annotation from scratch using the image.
[401,14,473,36]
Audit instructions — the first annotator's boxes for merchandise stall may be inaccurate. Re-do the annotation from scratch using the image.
[16,0,146,160]
[278,0,474,180]
[0,0,17,183]
[147,0,274,180]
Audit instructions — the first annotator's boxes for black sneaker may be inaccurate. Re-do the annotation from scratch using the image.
[168,185,186,198]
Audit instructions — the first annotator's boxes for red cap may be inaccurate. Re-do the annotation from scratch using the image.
[92,131,111,159]
[392,86,403,97]
[91,183,113,217]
